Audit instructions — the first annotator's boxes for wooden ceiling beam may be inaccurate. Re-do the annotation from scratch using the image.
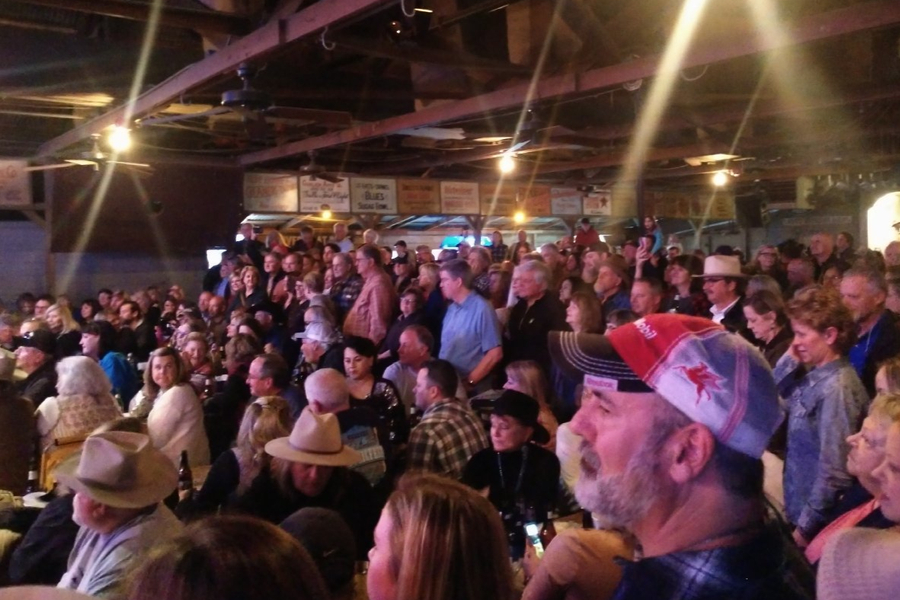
[239,0,900,167]
[9,0,250,35]
[36,0,398,158]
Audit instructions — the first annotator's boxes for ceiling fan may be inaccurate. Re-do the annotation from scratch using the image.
[137,63,354,141]
[25,134,152,174]
[299,151,344,184]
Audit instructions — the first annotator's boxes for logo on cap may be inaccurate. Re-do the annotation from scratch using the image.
[676,363,723,405]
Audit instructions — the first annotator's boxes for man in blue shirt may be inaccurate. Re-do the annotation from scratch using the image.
[438,259,502,396]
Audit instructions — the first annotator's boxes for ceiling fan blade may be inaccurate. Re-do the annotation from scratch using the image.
[108,160,152,168]
[65,159,99,166]
[138,106,230,126]
[23,163,78,172]
[268,106,353,127]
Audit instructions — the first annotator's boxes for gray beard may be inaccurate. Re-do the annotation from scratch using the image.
[574,442,662,530]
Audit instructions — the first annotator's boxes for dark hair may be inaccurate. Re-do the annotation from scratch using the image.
[395,240,407,249]
[237,317,264,341]
[97,288,113,296]
[80,298,103,320]
[838,231,854,248]
[343,335,377,359]
[324,242,341,254]
[120,300,142,318]
[606,308,639,329]
[402,324,434,354]
[255,353,290,390]
[401,286,425,309]
[126,515,329,600]
[82,320,118,358]
[420,359,459,399]
[633,277,663,296]
[225,334,261,369]
[439,259,473,289]
[357,243,381,263]
[744,290,788,326]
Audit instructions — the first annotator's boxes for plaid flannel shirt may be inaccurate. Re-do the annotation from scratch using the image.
[407,398,490,480]
[610,522,814,600]
[330,273,364,323]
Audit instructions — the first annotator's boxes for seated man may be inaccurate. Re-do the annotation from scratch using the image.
[236,408,378,558]
[550,314,814,599]
[0,350,35,495]
[14,329,58,407]
[56,431,183,597]
[306,368,389,486]
[248,353,305,419]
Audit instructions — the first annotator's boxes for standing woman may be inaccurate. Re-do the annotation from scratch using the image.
[565,292,603,334]
[229,266,267,314]
[773,285,869,546]
[130,346,210,467]
[45,304,81,358]
[367,473,515,600]
[503,360,560,450]
[743,290,793,367]
[662,254,710,316]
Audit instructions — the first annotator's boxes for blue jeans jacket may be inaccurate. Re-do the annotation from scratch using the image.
[773,354,867,539]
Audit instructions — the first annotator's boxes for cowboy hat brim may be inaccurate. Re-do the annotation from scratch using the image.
[265,437,362,468]
[54,449,177,509]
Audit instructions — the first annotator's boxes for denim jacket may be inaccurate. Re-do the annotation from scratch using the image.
[772,354,867,539]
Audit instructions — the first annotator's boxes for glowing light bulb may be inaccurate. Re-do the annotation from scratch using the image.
[498,153,516,174]
[321,204,332,220]
[513,211,526,223]
[711,171,729,187]
[108,126,131,152]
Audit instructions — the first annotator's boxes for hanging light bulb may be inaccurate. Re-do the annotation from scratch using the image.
[108,126,131,152]
[513,211,526,223]
[711,170,729,187]
[498,153,516,174]
[321,204,332,220]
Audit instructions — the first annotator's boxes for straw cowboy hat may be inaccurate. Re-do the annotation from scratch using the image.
[0,586,94,600]
[55,431,177,509]
[265,408,361,467]
[692,254,747,278]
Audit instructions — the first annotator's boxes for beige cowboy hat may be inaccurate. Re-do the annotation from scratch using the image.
[265,408,361,467]
[0,587,94,600]
[692,254,747,278]
[55,431,177,509]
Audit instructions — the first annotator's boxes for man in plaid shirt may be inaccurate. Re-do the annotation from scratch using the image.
[407,359,488,480]
[548,316,813,600]
[329,252,363,324]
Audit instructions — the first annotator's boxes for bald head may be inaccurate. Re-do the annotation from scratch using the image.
[305,368,350,413]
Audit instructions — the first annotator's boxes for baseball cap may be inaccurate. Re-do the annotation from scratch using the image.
[549,314,782,458]
[294,322,339,345]
[492,389,550,445]
[15,330,57,356]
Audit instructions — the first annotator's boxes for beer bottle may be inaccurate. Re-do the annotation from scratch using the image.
[25,456,39,495]
[178,451,193,499]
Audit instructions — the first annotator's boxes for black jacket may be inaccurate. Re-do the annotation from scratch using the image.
[16,360,57,408]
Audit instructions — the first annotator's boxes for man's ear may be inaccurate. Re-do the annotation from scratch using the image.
[665,423,717,485]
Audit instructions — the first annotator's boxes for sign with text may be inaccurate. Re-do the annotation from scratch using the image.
[551,187,583,215]
[299,176,350,213]
[351,177,397,214]
[480,182,517,216]
[397,179,440,214]
[243,172,298,213]
[583,189,612,216]
[0,160,32,207]
[441,181,480,214]
[520,184,552,216]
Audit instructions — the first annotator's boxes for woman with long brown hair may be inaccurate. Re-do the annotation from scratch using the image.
[367,473,515,600]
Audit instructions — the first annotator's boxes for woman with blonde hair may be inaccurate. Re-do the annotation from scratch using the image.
[503,360,559,450]
[177,396,291,518]
[35,356,122,450]
[367,473,515,600]
[45,303,81,358]
[129,346,210,467]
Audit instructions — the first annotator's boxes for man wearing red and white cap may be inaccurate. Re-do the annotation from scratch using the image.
[550,315,813,600]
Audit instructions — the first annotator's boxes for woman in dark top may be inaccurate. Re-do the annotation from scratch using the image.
[662,254,710,316]
[743,290,793,368]
[229,266,267,314]
[463,390,560,559]
[378,287,427,366]
[46,304,82,359]
[344,336,407,445]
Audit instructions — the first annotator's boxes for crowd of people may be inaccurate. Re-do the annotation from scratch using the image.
[0,218,899,599]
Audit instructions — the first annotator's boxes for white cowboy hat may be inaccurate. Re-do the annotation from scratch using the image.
[692,254,747,278]
[265,408,361,467]
[55,431,177,509]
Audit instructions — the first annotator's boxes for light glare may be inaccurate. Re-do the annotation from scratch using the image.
[108,126,131,152]
[498,153,516,173]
